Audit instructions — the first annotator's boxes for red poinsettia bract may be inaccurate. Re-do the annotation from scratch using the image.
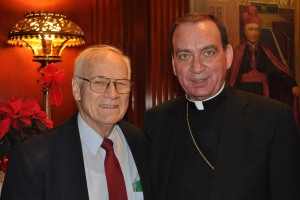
[0,97,53,140]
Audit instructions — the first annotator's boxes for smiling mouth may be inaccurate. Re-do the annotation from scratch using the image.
[191,78,208,86]
[99,104,118,108]
[193,78,207,83]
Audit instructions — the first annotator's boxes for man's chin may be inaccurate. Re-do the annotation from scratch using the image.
[248,40,259,45]
[188,92,210,101]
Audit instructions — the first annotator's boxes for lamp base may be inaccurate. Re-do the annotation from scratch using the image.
[34,58,62,120]
[42,87,51,119]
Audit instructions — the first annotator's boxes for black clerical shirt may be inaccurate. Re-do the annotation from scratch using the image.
[166,86,227,200]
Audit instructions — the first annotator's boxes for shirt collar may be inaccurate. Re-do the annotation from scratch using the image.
[186,83,225,110]
[247,42,259,48]
[77,113,117,156]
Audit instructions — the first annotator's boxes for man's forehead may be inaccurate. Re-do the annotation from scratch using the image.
[90,50,117,60]
[85,54,128,77]
[173,20,222,49]
[176,19,216,31]
[245,23,260,29]
[173,20,220,42]
[88,51,125,67]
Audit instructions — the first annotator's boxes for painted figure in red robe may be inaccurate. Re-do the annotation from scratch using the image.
[228,6,300,125]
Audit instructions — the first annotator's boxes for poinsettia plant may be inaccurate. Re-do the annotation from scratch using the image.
[0,97,53,172]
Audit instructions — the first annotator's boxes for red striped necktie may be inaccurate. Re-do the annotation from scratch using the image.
[101,138,128,200]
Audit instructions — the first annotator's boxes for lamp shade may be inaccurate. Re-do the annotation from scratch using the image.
[7,11,85,63]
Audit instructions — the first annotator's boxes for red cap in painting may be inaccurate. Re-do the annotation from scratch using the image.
[243,6,261,25]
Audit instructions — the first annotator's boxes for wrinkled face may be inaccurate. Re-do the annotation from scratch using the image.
[72,50,130,131]
[244,23,261,45]
[172,20,233,101]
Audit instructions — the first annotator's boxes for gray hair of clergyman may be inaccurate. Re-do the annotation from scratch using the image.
[74,45,131,79]
[170,13,229,56]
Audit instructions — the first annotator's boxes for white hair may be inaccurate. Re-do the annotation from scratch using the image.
[74,45,131,79]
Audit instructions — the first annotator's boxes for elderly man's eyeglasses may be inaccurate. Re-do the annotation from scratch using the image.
[77,76,132,94]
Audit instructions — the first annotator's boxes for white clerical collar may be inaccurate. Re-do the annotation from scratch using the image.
[247,42,258,47]
[186,83,225,110]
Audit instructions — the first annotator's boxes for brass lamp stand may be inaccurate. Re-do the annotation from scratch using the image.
[34,58,62,120]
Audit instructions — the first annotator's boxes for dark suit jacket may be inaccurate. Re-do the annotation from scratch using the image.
[1,114,151,200]
[144,84,300,200]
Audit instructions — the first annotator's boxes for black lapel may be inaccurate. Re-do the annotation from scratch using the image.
[54,114,89,200]
[118,121,142,167]
[209,87,249,200]
[156,98,186,199]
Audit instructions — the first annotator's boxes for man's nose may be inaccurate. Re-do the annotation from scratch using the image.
[104,82,119,98]
[190,57,205,73]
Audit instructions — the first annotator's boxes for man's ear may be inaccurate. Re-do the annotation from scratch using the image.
[225,44,233,70]
[72,77,81,101]
[172,57,177,76]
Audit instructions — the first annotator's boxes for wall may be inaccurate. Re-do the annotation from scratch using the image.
[0,0,190,129]
[147,0,188,109]
[191,0,240,48]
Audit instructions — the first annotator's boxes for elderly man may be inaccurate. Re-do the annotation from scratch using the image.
[144,13,300,200]
[1,45,151,200]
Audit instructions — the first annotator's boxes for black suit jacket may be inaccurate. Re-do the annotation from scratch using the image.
[144,85,300,200]
[1,114,151,200]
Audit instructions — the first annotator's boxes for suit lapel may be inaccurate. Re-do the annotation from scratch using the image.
[54,115,89,200]
[210,88,249,200]
[156,98,186,199]
[118,121,143,174]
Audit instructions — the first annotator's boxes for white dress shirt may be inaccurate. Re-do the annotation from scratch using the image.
[78,113,144,200]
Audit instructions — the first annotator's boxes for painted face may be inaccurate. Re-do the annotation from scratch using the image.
[72,50,130,132]
[172,20,233,101]
[244,23,261,45]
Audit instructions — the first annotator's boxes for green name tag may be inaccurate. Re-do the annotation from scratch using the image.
[132,180,143,192]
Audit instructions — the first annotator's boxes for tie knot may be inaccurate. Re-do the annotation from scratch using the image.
[101,138,114,151]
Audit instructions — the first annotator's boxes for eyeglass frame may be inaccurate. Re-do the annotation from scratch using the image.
[76,76,133,94]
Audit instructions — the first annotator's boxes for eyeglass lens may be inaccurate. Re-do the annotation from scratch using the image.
[90,77,131,93]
